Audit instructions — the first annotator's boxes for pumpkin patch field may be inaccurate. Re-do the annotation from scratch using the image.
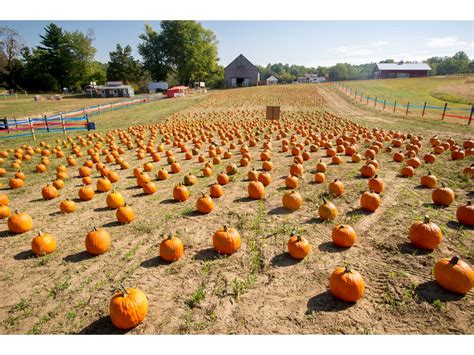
[0,84,472,334]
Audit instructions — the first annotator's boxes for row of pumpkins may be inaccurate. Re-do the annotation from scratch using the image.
[0,110,473,331]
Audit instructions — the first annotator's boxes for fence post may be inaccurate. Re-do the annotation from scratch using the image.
[44,115,49,132]
[393,101,397,113]
[374,97,377,108]
[61,115,66,136]
[360,93,363,102]
[354,90,357,99]
[366,95,369,105]
[14,117,18,131]
[383,99,386,111]
[422,102,427,117]
[468,105,473,125]
[5,117,10,134]
[86,114,90,131]
[28,117,36,141]
[442,103,448,120]
[406,102,410,116]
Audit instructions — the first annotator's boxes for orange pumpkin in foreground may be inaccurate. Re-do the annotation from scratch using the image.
[287,231,311,260]
[160,234,184,262]
[434,256,474,294]
[330,266,365,302]
[110,285,148,330]
[213,225,241,255]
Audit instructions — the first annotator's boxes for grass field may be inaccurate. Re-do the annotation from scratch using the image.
[339,75,474,107]
[0,84,472,335]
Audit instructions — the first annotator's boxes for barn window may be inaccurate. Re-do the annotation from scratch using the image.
[237,65,246,71]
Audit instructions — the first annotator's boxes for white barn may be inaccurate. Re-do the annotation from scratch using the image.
[266,75,278,85]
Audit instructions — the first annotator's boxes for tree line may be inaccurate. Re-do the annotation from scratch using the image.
[0,21,223,93]
[258,52,474,83]
[1,21,473,93]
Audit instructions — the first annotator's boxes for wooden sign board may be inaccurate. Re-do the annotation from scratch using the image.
[266,106,281,120]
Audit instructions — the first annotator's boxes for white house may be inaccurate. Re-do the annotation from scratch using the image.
[266,75,278,85]
[148,81,169,93]
[296,73,326,84]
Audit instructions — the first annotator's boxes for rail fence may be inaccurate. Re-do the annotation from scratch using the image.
[334,82,473,125]
[0,94,163,140]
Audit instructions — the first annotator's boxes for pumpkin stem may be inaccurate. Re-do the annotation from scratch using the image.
[467,201,472,206]
[223,225,228,232]
[449,256,459,265]
[343,265,352,274]
[423,215,430,223]
[119,283,128,296]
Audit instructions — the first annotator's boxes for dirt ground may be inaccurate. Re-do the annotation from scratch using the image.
[0,85,472,334]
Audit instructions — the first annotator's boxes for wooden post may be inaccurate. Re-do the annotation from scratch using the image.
[383,99,386,111]
[28,117,36,141]
[14,117,18,131]
[468,105,473,125]
[44,115,49,132]
[406,102,410,116]
[366,95,369,105]
[354,90,357,98]
[61,115,66,135]
[441,103,448,120]
[374,97,377,108]
[5,117,10,134]
[86,114,90,131]
[393,101,397,113]
[422,102,427,117]
[360,93,363,102]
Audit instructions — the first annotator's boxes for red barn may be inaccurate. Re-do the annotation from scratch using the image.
[373,62,431,79]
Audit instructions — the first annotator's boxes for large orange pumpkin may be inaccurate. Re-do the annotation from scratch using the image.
[31,231,56,256]
[434,256,474,294]
[85,227,111,255]
[456,201,474,226]
[408,215,442,250]
[7,210,33,234]
[160,234,184,262]
[329,266,365,302]
[110,285,148,330]
[287,231,311,260]
[213,225,241,255]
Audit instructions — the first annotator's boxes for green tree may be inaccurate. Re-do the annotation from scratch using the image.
[64,29,96,89]
[106,44,141,84]
[139,21,221,86]
[0,26,26,89]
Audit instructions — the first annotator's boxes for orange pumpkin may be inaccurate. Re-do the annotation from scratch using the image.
[210,183,224,198]
[432,184,455,207]
[456,201,474,226]
[116,205,135,224]
[173,184,190,202]
[360,191,381,212]
[60,199,77,213]
[196,193,214,214]
[318,198,338,220]
[330,266,365,302]
[434,256,474,294]
[213,225,241,255]
[160,234,184,262]
[110,285,148,330]
[328,179,344,197]
[287,231,311,260]
[85,227,111,255]
[41,184,59,200]
[282,190,303,210]
[106,190,125,209]
[31,231,56,256]
[332,224,357,247]
[7,210,33,234]
[409,215,442,250]
[248,181,265,199]
[420,172,437,188]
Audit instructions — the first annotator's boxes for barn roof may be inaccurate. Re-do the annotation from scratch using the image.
[266,75,278,81]
[224,54,259,71]
[376,63,431,71]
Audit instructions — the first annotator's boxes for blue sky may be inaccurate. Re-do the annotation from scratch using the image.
[1,21,473,67]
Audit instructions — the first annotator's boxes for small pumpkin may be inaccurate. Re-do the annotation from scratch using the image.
[248,181,265,199]
[97,177,112,192]
[184,173,198,186]
[210,183,224,198]
[110,284,148,330]
[432,183,455,207]
[85,227,111,255]
[0,204,11,219]
[287,231,311,260]
[196,193,214,214]
[332,224,357,247]
[142,181,157,195]
[157,168,169,180]
[282,190,303,210]
[41,184,59,200]
[329,265,365,302]
[420,171,438,188]
[285,175,299,189]
[360,191,381,212]
[258,171,272,186]
[79,184,95,201]
[328,179,344,197]
[318,198,338,221]
[368,175,384,194]
[106,190,125,209]
[173,184,190,202]
[7,210,33,234]
[408,215,442,250]
[60,199,77,213]
[456,201,474,226]
[31,231,56,256]
[434,256,474,294]
[213,225,241,255]
[160,234,184,262]
[314,172,326,184]
[360,163,376,178]
[116,204,135,224]
[216,172,230,186]
[401,165,415,177]
[0,193,9,206]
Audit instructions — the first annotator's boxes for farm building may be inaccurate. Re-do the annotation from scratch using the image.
[166,86,191,98]
[96,81,134,98]
[148,81,168,93]
[266,75,278,85]
[296,73,326,84]
[224,54,260,88]
[373,62,431,79]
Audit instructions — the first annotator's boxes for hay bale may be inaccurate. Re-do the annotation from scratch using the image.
[34,95,42,101]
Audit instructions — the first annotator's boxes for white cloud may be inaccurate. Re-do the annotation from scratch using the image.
[426,36,467,48]
[328,41,389,57]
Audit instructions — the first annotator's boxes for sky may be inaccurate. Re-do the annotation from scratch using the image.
[1,21,473,67]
